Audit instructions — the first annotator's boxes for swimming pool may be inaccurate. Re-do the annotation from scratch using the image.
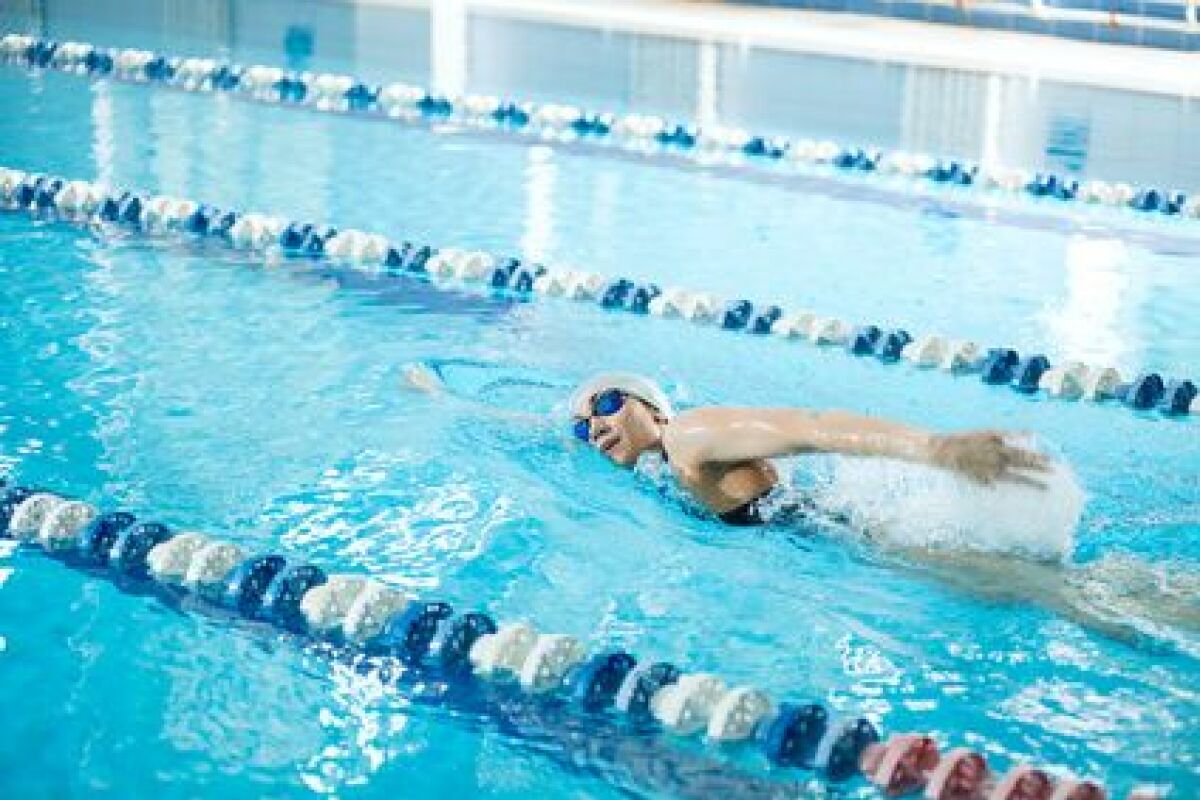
[0,1,1197,798]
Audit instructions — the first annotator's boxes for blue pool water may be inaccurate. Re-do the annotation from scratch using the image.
[1,2,1198,798]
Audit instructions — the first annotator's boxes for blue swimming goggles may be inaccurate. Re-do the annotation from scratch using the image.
[571,389,626,442]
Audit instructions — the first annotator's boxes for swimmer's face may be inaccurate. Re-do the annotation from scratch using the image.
[574,392,664,467]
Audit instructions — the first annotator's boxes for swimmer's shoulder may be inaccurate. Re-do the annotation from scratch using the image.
[660,406,717,464]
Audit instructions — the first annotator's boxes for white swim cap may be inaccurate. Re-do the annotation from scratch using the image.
[569,372,676,419]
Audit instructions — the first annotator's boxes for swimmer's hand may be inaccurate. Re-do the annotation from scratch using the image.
[928,432,1050,488]
[396,362,547,426]
[401,362,445,394]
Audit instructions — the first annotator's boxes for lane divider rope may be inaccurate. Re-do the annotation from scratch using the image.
[2,33,1198,224]
[0,480,1120,800]
[2,165,1194,420]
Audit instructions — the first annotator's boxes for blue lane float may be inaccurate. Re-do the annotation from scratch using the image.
[1014,355,1052,393]
[751,305,782,335]
[1120,373,1166,411]
[874,329,912,362]
[566,651,638,711]
[2,33,1199,224]
[981,348,1021,385]
[927,161,975,185]
[850,324,882,355]
[261,563,328,632]
[79,511,137,565]
[1161,379,1197,414]
[0,164,1196,422]
[111,521,173,578]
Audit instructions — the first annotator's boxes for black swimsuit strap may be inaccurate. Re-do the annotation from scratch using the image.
[717,498,768,527]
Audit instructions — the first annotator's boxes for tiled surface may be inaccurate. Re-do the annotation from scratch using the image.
[1046,0,1190,19]
[733,0,1199,50]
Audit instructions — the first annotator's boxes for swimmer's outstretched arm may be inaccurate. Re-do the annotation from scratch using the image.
[400,362,551,426]
[664,407,1049,487]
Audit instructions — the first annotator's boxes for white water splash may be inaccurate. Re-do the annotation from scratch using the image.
[817,451,1085,562]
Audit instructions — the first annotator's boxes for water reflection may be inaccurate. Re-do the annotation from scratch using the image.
[1042,237,1138,369]
[520,145,557,264]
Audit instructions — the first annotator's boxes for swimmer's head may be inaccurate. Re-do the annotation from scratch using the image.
[569,373,674,467]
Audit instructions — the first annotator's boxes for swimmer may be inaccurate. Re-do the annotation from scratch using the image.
[407,366,1049,526]
[406,365,1200,650]
[557,373,1199,644]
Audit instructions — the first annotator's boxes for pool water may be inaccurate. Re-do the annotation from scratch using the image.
[1,2,1198,798]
